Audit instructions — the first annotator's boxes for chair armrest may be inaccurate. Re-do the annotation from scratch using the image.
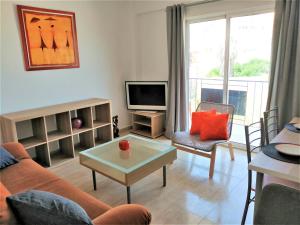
[1,142,31,160]
[92,204,151,225]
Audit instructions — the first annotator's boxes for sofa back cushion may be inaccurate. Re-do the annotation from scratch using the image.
[1,143,31,160]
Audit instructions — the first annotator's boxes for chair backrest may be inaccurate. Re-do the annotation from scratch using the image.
[244,118,265,164]
[254,184,300,225]
[264,107,279,145]
[196,101,235,138]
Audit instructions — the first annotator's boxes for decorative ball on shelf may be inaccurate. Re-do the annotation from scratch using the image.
[119,140,130,151]
[72,117,83,129]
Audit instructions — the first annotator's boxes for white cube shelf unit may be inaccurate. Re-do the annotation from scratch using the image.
[1,98,113,167]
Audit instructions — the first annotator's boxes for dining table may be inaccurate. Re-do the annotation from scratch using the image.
[248,117,300,216]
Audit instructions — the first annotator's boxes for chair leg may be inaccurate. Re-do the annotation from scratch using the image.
[228,142,235,161]
[241,172,252,225]
[241,195,250,225]
[209,149,216,179]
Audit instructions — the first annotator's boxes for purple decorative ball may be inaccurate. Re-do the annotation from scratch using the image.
[72,118,83,129]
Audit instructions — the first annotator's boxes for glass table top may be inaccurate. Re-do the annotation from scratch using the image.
[79,135,176,173]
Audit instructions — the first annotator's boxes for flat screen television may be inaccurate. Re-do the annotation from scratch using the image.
[125,81,168,111]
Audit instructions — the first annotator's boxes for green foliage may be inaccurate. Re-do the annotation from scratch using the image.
[233,59,270,76]
[208,58,270,77]
[208,68,221,77]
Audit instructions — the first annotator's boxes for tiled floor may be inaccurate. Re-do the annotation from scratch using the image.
[49,135,253,225]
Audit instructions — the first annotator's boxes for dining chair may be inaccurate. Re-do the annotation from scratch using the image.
[242,118,299,225]
[254,184,300,225]
[264,107,279,145]
[241,118,265,225]
[172,101,235,178]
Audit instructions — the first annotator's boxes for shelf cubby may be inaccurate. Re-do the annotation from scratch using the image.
[46,112,72,142]
[16,117,47,149]
[71,107,93,134]
[92,103,111,128]
[73,130,95,155]
[132,124,152,137]
[27,144,50,167]
[48,136,74,166]
[132,114,151,127]
[94,125,112,146]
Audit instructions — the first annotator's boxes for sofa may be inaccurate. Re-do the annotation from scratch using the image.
[0,142,151,225]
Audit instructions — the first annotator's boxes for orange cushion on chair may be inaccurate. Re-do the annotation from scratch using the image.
[190,109,216,135]
[199,113,229,141]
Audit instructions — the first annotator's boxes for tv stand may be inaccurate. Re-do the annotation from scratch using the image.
[130,111,165,139]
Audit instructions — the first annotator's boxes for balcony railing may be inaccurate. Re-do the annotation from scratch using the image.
[189,77,269,125]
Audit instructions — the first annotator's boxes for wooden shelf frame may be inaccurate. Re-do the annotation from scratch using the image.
[1,98,113,167]
[130,111,165,139]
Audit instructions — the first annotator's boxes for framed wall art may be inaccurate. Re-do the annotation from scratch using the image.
[17,5,80,71]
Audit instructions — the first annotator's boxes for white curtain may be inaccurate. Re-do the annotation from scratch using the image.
[267,0,300,128]
[165,5,188,138]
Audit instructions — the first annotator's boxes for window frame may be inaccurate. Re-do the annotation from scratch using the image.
[185,7,274,105]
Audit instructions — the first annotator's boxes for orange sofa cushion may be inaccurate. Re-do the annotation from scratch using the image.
[1,159,59,194]
[0,182,18,225]
[190,109,216,135]
[35,179,111,220]
[199,113,229,141]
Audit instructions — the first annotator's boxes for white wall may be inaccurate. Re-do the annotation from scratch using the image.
[132,1,184,81]
[0,1,134,128]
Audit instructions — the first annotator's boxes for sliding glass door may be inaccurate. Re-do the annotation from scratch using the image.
[189,18,226,113]
[187,12,274,143]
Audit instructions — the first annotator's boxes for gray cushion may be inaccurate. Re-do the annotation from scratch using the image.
[0,147,18,169]
[254,184,300,225]
[6,190,93,225]
[172,131,226,152]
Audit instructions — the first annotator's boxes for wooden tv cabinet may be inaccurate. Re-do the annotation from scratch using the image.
[0,98,113,167]
[130,111,165,139]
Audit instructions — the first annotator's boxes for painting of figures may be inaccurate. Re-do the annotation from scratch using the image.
[17,5,80,70]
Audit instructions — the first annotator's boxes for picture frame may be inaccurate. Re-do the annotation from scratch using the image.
[17,5,80,71]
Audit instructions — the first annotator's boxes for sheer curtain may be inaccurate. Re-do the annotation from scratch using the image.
[165,5,188,138]
[267,0,300,128]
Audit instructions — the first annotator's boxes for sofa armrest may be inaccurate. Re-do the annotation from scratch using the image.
[1,142,31,160]
[0,182,19,225]
[92,204,151,225]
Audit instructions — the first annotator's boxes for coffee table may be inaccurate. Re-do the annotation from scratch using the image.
[79,134,177,203]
